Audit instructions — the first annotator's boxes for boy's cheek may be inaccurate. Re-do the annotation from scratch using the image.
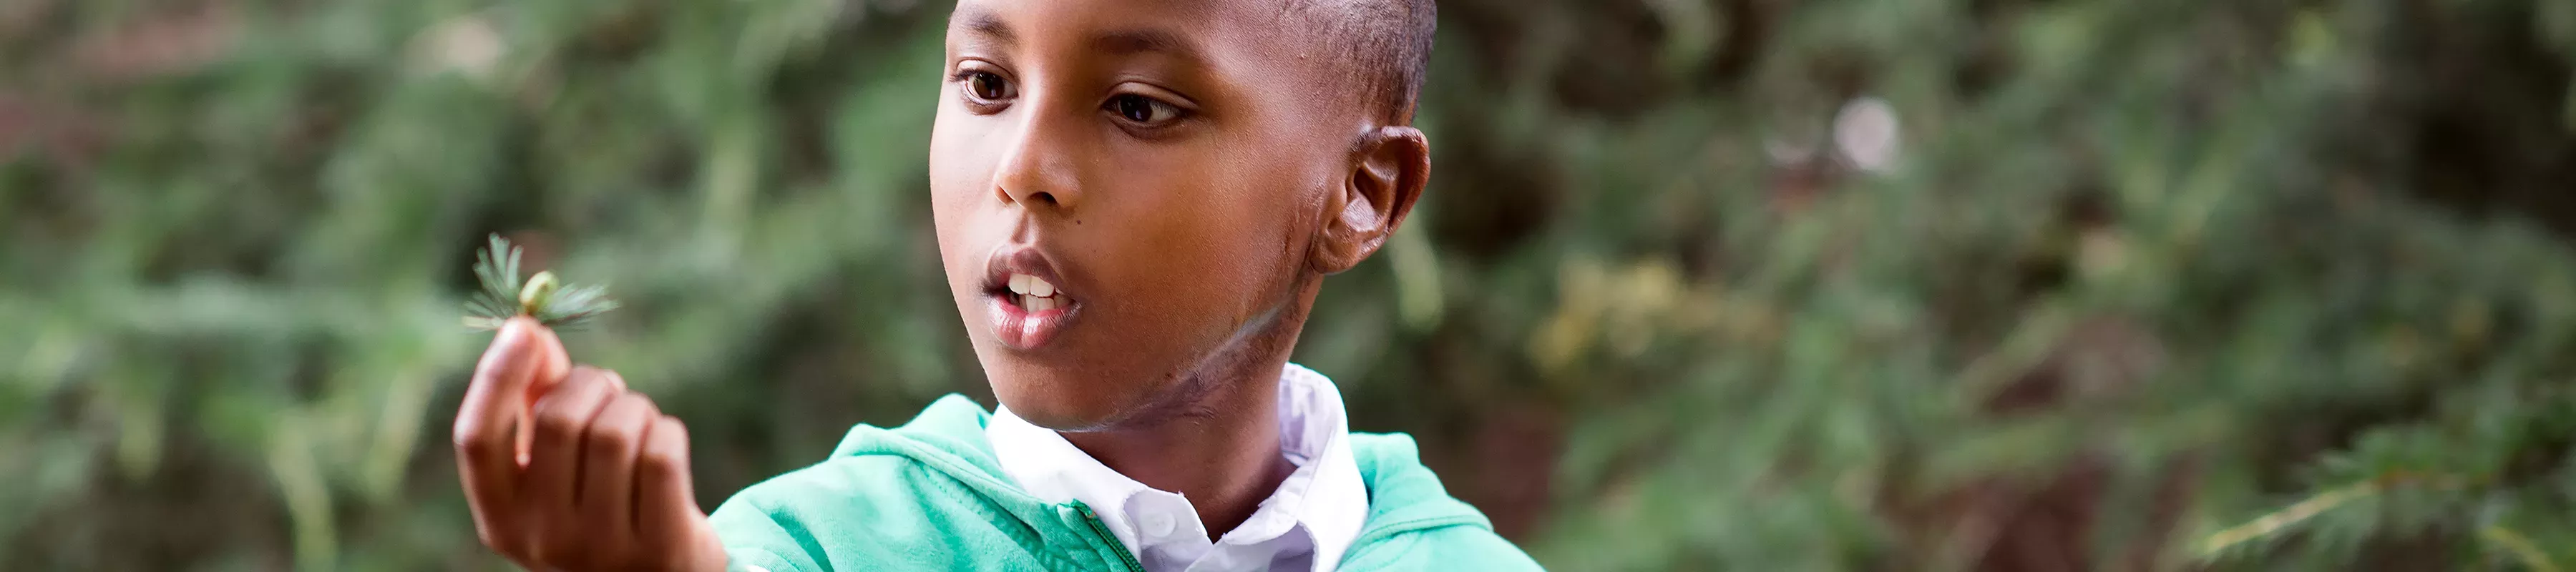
[923,168,994,302]
[924,103,997,197]
[924,136,998,229]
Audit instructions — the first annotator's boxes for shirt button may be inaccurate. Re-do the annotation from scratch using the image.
[1142,511,1177,538]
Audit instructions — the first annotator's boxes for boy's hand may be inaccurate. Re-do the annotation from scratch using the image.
[453,317,728,571]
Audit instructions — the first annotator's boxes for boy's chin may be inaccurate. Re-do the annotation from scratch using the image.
[985,365,1153,432]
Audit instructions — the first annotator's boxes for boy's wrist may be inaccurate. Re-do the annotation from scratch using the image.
[682,526,730,572]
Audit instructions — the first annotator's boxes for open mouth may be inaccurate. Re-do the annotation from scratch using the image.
[982,245,1080,349]
[1002,272,1068,312]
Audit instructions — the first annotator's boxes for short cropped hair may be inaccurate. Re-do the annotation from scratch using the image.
[1294,0,1437,125]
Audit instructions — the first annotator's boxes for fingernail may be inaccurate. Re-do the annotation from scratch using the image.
[499,317,538,346]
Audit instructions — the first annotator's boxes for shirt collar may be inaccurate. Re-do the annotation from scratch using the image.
[987,363,1369,572]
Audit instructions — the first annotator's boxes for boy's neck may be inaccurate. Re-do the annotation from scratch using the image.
[1062,383,1293,538]
[1058,287,1314,539]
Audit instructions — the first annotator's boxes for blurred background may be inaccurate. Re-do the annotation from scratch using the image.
[6,0,2576,569]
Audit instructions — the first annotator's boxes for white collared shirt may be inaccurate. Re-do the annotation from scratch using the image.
[987,364,1370,572]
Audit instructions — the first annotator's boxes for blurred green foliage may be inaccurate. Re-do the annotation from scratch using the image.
[4,0,2576,570]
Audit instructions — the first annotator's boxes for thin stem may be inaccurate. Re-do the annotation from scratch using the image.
[2196,471,2477,559]
[2195,480,2376,557]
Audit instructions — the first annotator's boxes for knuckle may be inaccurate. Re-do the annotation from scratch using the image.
[452,424,490,454]
[636,417,691,476]
[533,405,585,444]
[640,444,686,477]
[638,448,680,476]
[587,424,637,455]
[571,365,615,390]
[622,392,660,417]
[453,425,506,463]
[657,416,690,440]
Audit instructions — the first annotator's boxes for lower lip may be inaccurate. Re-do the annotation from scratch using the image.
[987,295,1076,350]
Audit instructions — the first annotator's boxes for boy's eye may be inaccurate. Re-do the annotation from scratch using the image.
[1105,94,1184,127]
[960,71,1015,103]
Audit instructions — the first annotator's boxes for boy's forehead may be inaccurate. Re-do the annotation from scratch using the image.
[948,0,1378,127]
[947,0,1314,57]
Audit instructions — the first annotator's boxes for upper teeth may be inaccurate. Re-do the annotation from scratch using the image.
[1008,273,1056,297]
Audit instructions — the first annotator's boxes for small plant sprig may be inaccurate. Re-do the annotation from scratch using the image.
[464,235,619,330]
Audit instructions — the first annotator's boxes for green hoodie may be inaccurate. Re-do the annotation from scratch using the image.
[708,395,1542,571]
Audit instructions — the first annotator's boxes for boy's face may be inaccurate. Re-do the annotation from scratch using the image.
[930,0,1367,430]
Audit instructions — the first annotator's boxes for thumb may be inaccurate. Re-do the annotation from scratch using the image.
[514,316,572,397]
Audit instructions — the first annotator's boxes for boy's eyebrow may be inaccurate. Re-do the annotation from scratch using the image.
[952,8,1200,62]
[1089,28,1199,61]
[958,11,1016,45]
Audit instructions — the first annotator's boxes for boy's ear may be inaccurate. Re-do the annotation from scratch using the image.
[1310,126,1430,275]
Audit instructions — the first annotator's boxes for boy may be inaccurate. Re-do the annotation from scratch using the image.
[449,0,1540,569]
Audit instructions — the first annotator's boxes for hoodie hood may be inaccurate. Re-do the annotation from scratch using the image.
[709,394,1541,572]
[831,395,1497,543]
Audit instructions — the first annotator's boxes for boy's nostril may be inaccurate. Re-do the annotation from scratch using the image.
[1028,191,1057,206]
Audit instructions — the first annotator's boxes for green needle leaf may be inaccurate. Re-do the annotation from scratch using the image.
[464,235,618,330]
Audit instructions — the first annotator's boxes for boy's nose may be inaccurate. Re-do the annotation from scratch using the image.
[992,113,1083,212]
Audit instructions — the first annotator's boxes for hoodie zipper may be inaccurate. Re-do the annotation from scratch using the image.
[1075,505,1147,572]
